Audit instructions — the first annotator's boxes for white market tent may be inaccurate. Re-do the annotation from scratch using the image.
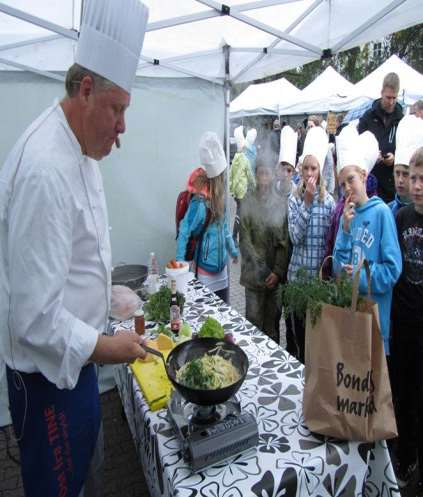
[278,65,368,115]
[230,77,301,117]
[354,53,423,104]
[1,0,423,426]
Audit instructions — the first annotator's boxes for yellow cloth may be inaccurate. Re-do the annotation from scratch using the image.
[130,349,173,411]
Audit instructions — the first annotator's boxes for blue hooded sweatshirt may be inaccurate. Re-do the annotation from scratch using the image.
[333,196,402,354]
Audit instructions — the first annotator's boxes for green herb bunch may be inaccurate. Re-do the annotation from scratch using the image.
[143,286,185,323]
[281,269,361,325]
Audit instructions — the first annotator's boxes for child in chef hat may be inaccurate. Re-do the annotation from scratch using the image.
[286,126,336,362]
[275,125,298,200]
[333,124,402,356]
[176,132,237,304]
[229,126,256,243]
[389,114,423,216]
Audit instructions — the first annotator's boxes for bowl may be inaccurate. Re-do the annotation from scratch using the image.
[165,338,249,406]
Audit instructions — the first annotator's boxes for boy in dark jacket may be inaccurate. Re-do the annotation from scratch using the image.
[358,72,403,203]
[391,146,423,493]
[239,159,289,344]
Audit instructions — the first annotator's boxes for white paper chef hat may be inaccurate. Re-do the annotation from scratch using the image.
[336,124,361,173]
[234,126,245,152]
[359,131,379,173]
[279,125,297,167]
[302,126,328,171]
[76,0,149,94]
[246,128,257,147]
[199,132,227,178]
[395,115,423,166]
[336,124,378,174]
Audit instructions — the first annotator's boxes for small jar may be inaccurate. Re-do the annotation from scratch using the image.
[133,309,145,335]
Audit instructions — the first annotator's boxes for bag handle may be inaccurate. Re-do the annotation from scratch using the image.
[351,258,372,311]
[319,255,335,281]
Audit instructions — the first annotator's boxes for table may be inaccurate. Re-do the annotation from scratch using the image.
[114,279,399,497]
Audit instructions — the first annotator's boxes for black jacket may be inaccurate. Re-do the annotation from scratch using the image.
[358,99,403,203]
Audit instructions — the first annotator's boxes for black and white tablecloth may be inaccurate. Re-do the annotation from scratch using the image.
[114,280,399,497]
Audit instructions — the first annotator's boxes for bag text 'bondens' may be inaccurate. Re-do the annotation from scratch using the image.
[336,362,377,417]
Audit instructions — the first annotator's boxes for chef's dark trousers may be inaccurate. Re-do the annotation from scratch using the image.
[390,320,423,469]
[7,364,102,497]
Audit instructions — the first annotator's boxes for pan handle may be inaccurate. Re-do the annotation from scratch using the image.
[143,345,167,369]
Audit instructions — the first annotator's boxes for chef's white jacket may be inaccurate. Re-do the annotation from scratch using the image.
[0,102,112,389]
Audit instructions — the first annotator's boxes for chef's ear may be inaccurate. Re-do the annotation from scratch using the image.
[79,75,95,101]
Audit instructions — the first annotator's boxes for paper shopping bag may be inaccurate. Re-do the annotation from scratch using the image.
[303,260,397,442]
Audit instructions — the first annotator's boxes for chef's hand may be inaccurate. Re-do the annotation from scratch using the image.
[265,272,279,289]
[343,194,355,233]
[90,330,146,364]
[382,153,394,167]
[304,176,317,207]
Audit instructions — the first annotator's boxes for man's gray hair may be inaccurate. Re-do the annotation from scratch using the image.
[382,72,400,93]
[65,63,118,98]
[414,100,423,112]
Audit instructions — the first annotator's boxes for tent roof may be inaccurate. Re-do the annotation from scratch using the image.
[230,77,300,117]
[0,1,422,84]
[354,54,423,101]
[300,66,356,100]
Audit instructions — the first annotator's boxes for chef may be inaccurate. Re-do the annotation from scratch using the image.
[0,0,149,496]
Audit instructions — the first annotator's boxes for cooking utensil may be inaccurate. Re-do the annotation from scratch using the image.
[143,345,167,370]
[166,337,249,406]
[112,264,148,290]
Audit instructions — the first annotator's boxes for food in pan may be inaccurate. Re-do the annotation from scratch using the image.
[176,349,240,390]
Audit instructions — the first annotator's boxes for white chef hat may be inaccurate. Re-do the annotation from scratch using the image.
[359,131,379,173]
[199,132,227,178]
[395,115,423,166]
[302,126,328,171]
[75,0,149,94]
[234,126,245,152]
[279,125,297,167]
[336,124,378,174]
[246,128,257,147]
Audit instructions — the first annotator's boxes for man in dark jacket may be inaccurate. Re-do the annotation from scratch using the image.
[358,72,403,203]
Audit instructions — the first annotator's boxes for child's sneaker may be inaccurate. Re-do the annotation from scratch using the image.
[395,461,417,488]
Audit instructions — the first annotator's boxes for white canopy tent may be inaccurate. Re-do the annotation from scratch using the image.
[354,53,423,104]
[1,0,423,426]
[278,65,363,115]
[230,77,300,118]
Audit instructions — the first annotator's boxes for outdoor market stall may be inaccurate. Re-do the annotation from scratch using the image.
[113,278,399,497]
[1,0,423,434]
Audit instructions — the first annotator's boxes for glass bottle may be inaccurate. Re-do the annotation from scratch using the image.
[169,279,181,334]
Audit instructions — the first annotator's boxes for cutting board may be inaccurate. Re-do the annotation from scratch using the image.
[130,349,173,411]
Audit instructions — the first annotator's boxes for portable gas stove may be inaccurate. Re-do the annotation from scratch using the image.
[167,390,259,471]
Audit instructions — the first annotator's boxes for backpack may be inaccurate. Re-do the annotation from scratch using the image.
[175,191,211,261]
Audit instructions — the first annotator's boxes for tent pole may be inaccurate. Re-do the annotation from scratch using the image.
[223,44,232,301]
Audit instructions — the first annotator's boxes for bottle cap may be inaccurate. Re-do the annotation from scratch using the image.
[133,308,144,317]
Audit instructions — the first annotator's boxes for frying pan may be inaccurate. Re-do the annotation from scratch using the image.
[165,337,249,406]
[112,264,148,290]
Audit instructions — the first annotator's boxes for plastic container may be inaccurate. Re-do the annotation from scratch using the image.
[165,263,191,294]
